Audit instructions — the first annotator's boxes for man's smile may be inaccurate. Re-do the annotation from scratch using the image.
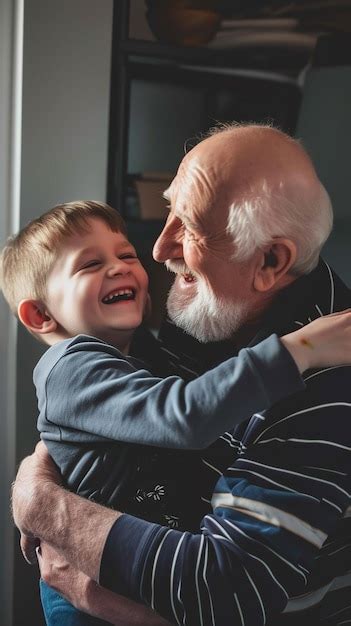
[183,272,196,283]
[165,260,197,284]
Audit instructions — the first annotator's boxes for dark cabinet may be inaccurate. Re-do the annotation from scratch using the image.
[107,0,302,325]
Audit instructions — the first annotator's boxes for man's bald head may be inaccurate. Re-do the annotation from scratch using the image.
[153,123,333,342]
[178,124,333,274]
[192,124,321,205]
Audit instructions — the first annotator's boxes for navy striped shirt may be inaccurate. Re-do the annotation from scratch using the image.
[100,259,351,625]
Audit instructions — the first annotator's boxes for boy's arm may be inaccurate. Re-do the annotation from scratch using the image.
[42,334,303,450]
[41,312,351,450]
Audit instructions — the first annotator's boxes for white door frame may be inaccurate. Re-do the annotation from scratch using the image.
[0,0,23,624]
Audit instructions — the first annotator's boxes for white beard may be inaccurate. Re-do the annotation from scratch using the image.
[166,274,249,343]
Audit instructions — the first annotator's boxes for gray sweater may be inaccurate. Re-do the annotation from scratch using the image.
[34,333,303,524]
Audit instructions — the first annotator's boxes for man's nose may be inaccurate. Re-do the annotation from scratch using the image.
[153,215,183,263]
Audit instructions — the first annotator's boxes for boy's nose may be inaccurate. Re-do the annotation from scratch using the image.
[106,259,130,277]
[153,215,184,263]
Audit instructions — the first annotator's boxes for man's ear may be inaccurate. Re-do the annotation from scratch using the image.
[17,300,58,336]
[253,238,297,293]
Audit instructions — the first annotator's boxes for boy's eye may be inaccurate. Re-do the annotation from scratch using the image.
[81,260,101,269]
[120,253,137,260]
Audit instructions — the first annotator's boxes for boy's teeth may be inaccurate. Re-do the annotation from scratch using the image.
[102,289,134,303]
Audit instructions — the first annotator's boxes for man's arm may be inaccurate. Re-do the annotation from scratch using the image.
[12,442,118,580]
[96,370,350,626]
[37,543,170,626]
[13,422,348,626]
[14,445,170,625]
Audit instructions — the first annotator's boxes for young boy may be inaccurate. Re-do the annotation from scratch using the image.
[2,200,350,626]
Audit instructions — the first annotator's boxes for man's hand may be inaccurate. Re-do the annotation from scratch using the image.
[38,542,170,626]
[12,441,61,531]
[12,441,61,563]
[12,442,121,580]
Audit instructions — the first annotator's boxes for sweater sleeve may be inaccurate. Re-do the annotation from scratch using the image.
[99,497,342,626]
[39,334,304,450]
[99,374,351,626]
[99,458,347,624]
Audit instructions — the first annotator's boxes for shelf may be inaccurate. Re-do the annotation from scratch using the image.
[126,219,166,255]
[107,1,304,242]
[120,38,310,75]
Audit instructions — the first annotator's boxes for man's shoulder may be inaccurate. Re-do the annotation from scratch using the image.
[303,363,351,404]
[238,364,351,497]
[293,363,351,421]
[257,364,351,436]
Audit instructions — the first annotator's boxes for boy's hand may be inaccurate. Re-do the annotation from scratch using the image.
[281,309,351,374]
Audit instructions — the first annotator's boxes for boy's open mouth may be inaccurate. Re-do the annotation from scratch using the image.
[102,288,135,304]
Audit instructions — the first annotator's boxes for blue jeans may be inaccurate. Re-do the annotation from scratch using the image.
[40,580,111,626]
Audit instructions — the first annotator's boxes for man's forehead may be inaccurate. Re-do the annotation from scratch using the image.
[163,177,232,240]
[167,153,219,199]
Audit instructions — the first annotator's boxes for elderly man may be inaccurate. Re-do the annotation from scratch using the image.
[13,124,351,626]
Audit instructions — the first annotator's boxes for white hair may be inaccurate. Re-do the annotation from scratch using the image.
[204,122,334,275]
[226,178,333,275]
[166,266,250,342]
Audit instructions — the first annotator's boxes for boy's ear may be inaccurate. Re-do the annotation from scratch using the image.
[17,299,57,335]
[253,238,297,293]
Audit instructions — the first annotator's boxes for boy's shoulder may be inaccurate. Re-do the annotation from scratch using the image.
[33,335,125,385]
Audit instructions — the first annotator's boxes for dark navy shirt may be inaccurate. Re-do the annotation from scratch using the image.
[100,260,351,626]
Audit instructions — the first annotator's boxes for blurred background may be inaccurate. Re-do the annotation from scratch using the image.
[1,1,350,623]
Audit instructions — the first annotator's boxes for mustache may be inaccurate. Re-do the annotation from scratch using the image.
[165,260,196,278]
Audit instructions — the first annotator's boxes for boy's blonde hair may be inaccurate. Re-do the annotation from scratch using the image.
[0,200,127,317]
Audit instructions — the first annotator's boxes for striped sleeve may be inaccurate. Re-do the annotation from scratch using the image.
[100,474,346,625]
[100,391,350,625]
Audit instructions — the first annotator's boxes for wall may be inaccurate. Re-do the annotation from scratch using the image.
[296,66,351,285]
[0,1,23,625]
[13,1,113,624]
[4,3,351,624]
